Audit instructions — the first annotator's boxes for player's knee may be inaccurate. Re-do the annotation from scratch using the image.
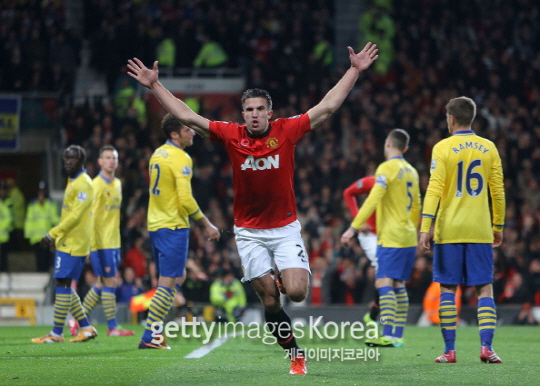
[287,287,308,303]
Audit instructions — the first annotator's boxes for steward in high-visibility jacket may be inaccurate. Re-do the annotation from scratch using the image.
[24,183,59,271]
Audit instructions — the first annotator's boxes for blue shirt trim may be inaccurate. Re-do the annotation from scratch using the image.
[166,139,182,149]
[453,130,475,136]
[70,169,86,181]
[99,172,113,184]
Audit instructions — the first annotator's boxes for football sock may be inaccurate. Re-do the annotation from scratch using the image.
[439,292,457,352]
[52,287,71,335]
[102,287,118,330]
[394,286,409,338]
[70,290,91,328]
[265,308,302,358]
[378,286,396,337]
[82,286,101,315]
[141,285,174,342]
[369,292,380,321]
[478,297,497,350]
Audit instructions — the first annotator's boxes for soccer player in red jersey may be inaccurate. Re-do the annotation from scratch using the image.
[343,176,380,324]
[127,42,378,375]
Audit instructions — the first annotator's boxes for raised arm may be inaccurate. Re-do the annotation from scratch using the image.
[307,42,378,129]
[127,58,211,138]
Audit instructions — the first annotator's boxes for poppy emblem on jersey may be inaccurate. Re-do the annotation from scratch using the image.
[266,137,278,149]
[239,139,251,147]
[182,166,191,176]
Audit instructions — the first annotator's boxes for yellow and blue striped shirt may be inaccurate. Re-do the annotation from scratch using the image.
[351,157,421,248]
[420,130,505,243]
[49,170,93,256]
[92,172,122,250]
[148,140,203,232]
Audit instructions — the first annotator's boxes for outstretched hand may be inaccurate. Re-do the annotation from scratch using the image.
[127,58,159,89]
[348,42,378,72]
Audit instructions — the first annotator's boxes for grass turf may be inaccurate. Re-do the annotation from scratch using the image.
[0,325,538,385]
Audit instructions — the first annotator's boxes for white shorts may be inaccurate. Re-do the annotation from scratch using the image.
[357,232,378,270]
[234,220,311,282]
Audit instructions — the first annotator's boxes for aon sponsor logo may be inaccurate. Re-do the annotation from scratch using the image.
[240,155,280,171]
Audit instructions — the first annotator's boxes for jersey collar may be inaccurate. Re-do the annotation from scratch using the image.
[245,123,272,139]
[453,130,475,136]
[166,139,182,149]
[99,172,113,184]
[70,169,86,181]
[389,156,404,160]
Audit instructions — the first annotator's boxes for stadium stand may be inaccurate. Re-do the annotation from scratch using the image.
[0,0,539,321]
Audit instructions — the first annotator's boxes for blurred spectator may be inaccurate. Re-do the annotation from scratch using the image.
[124,235,148,279]
[499,272,532,304]
[210,269,246,322]
[117,267,144,304]
[0,181,13,274]
[193,33,228,68]
[513,303,538,325]
[6,178,25,251]
[24,181,59,272]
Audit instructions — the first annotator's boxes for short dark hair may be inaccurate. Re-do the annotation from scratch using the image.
[65,145,86,164]
[446,96,476,127]
[99,145,117,156]
[387,128,410,151]
[241,88,273,111]
[161,113,184,140]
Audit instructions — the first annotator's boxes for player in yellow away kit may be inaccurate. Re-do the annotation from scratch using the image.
[419,96,505,364]
[341,129,421,348]
[70,145,134,337]
[32,145,98,344]
[138,113,220,349]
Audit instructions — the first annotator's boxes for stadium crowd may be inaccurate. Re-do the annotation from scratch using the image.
[1,0,540,314]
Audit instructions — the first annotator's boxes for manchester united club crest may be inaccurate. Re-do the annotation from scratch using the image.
[266,137,278,149]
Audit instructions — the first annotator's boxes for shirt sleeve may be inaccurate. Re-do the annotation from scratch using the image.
[410,171,422,228]
[343,177,374,217]
[209,121,234,145]
[489,146,505,231]
[173,159,203,221]
[281,114,312,144]
[91,180,101,233]
[351,168,387,230]
[49,181,93,239]
[420,144,445,232]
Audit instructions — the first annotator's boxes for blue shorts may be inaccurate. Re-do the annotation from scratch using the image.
[54,251,86,279]
[376,246,416,281]
[149,228,189,278]
[433,243,493,286]
[90,248,120,278]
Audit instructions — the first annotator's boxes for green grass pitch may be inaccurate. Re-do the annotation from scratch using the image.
[0,325,538,385]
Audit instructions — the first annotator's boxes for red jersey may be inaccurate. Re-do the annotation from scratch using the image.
[209,114,312,229]
[343,176,377,234]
